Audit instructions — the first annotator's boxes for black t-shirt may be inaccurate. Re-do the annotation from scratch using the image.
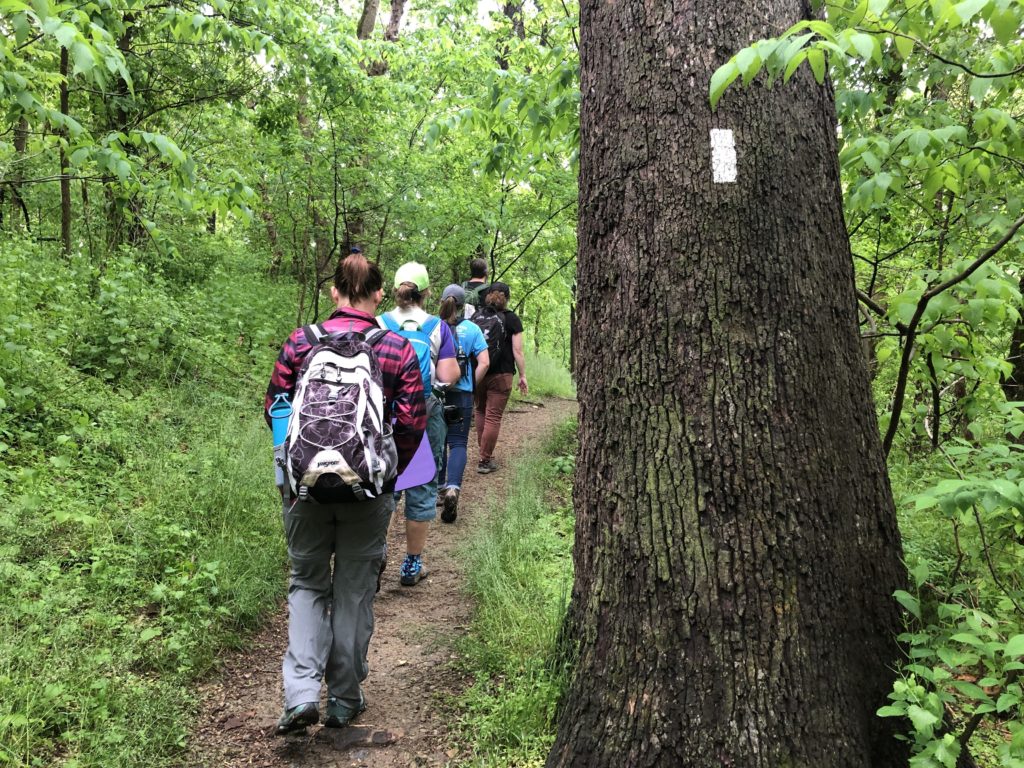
[492,310,524,375]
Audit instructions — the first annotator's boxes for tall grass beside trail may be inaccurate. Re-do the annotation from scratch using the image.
[511,352,576,401]
[456,417,578,767]
[0,237,294,767]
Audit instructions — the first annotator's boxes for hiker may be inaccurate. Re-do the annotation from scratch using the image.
[379,262,460,586]
[461,257,489,319]
[473,281,527,474]
[265,251,427,735]
[437,284,490,522]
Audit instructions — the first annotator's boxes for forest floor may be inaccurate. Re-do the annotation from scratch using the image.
[187,397,577,768]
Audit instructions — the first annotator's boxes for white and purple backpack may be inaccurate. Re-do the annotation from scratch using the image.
[284,325,397,503]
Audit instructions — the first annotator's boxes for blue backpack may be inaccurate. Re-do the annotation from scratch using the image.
[380,314,440,393]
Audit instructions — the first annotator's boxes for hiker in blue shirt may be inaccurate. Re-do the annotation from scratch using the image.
[379,262,459,586]
[437,284,490,523]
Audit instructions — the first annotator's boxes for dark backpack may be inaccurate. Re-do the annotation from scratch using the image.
[284,325,398,503]
[462,281,488,308]
[462,281,489,319]
[472,306,506,363]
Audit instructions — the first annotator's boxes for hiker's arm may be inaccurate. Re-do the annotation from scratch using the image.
[473,349,490,386]
[512,333,528,395]
[436,357,460,385]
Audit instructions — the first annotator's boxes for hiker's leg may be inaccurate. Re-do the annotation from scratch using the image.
[281,499,334,708]
[479,373,513,462]
[325,494,392,707]
[474,379,489,448]
[402,397,446,549]
[444,389,474,488]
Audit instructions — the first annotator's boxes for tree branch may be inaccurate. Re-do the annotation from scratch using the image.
[494,198,576,282]
[860,25,1024,78]
[514,254,575,312]
[882,213,1024,456]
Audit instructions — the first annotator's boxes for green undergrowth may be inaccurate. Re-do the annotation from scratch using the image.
[0,237,293,767]
[511,352,576,401]
[885,431,1024,764]
[454,416,577,767]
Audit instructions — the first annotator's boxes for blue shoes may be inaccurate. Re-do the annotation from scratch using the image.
[399,554,428,586]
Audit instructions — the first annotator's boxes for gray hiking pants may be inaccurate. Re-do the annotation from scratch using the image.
[281,493,393,710]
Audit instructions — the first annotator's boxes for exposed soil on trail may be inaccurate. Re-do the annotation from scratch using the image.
[187,397,577,768]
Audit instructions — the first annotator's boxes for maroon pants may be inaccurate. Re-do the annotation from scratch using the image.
[474,373,513,462]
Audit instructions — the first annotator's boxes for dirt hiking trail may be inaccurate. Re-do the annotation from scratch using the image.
[188,397,577,768]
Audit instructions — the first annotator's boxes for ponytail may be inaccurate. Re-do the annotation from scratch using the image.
[485,291,508,312]
[335,252,383,302]
[394,282,425,309]
[439,296,461,325]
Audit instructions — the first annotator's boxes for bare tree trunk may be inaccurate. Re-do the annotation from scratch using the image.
[1003,275,1024,421]
[356,0,379,40]
[9,117,30,232]
[260,181,285,277]
[547,0,907,765]
[534,305,542,356]
[105,14,139,248]
[384,0,408,41]
[59,47,72,255]
[497,1,526,69]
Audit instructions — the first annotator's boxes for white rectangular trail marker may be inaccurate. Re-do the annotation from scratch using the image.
[710,129,737,183]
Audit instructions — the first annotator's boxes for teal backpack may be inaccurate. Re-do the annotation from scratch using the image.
[380,314,440,394]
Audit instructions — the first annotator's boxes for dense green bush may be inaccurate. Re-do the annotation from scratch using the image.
[0,236,293,767]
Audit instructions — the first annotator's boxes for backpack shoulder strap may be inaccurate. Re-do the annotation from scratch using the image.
[421,316,440,335]
[302,324,327,346]
[365,327,389,348]
[380,313,399,333]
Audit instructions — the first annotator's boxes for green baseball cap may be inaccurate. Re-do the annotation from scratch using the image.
[394,261,430,291]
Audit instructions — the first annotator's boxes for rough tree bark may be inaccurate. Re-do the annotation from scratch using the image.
[547,0,907,766]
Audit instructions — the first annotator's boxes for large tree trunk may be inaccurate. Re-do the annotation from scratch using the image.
[547,0,907,766]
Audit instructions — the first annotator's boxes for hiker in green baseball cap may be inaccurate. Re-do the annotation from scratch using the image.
[379,262,460,587]
[393,261,430,291]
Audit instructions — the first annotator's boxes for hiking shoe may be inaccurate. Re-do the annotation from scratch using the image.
[275,702,319,735]
[476,459,497,474]
[324,692,367,728]
[399,555,429,586]
[441,487,459,523]
[377,543,387,594]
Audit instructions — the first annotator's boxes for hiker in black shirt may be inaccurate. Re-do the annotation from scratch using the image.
[473,281,527,473]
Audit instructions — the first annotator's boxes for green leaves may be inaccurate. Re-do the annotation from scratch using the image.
[709,60,741,109]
